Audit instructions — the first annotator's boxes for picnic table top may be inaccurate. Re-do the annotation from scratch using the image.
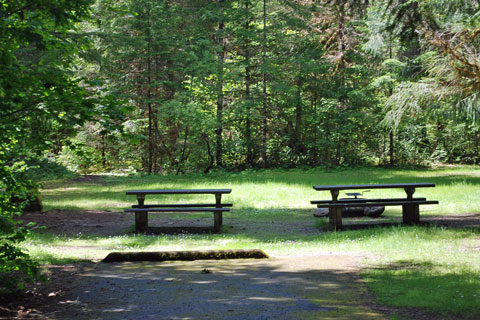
[313,183,435,191]
[126,189,232,195]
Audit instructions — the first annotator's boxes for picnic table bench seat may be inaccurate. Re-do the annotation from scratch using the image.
[125,207,230,213]
[125,189,232,233]
[312,183,439,229]
[311,197,427,204]
[130,203,233,208]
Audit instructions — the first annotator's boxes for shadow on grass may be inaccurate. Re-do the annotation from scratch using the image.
[363,260,480,319]
[26,213,480,261]
[26,206,480,241]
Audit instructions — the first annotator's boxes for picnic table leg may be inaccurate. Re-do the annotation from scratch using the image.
[213,193,223,232]
[329,190,342,230]
[135,194,148,233]
[402,187,419,224]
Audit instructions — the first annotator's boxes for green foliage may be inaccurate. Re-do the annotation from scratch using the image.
[75,0,386,172]
[0,227,42,294]
[77,0,480,172]
[23,157,76,182]
[1,0,476,177]
[0,0,124,293]
[0,150,42,293]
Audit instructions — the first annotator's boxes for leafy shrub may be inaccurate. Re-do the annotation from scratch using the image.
[0,158,43,294]
[0,227,43,294]
[24,157,76,181]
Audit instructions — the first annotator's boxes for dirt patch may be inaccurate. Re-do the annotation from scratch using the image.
[18,209,324,237]
[423,213,480,228]
[18,210,133,236]
[0,263,92,320]
[18,209,480,238]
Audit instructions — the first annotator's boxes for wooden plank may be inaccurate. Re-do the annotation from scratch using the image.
[214,193,223,232]
[311,198,427,204]
[132,203,233,208]
[313,183,435,191]
[315,200,438,208]
[135,194,147,233]
[126,189,232,195]
[329,207,342,230]
[125,208,230,213]
[213,212,223,232]
[403,203,420,224]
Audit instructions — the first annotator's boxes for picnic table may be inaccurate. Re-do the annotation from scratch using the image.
[311,183,439,229]
[125,189,232,233]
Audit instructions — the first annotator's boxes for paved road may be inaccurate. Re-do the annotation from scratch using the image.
[52,255,385,320]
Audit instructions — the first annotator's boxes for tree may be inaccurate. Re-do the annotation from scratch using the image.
[0,0,103,292]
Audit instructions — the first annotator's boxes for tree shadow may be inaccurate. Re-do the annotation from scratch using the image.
[23,207,480,247]
[52,257,385,320]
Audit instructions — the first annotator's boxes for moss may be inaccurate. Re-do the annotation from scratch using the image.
[102,249,269,262]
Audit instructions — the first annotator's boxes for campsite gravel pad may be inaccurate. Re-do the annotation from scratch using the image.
[53,255,385,320]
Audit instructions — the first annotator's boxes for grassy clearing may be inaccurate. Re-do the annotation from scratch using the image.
[25,166,480,317]
[42,166,480,214]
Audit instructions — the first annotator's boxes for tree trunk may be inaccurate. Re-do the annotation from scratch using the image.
[388,47,394,167]
[216,0,225,168]
[153,57,160,173]
[389,131,394,167]
[324,112,331,167]
[146,8,153,174]
[262,0,268,167]
[101,133,107,167]
[313,87,318,164]
[245,0,254,167]
[165,60,179,169]
[294,68,303,155]
[337,2,346,70]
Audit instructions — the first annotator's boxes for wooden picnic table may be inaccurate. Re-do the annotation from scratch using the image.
[125,189,232,233]
[312,183,438,229]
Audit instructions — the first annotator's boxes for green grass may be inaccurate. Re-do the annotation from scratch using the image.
[24,166,480,318]
[364,262,480,318]
[42,166,480,215]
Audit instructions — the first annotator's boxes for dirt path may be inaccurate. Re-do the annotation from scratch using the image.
[47,255,385,320]
[19,210,480,237]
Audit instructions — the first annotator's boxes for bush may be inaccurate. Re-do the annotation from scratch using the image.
[0,158,43,294]
[0,227,43,294]
[24,157,76,181]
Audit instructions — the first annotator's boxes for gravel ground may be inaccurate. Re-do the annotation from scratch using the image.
[3,210,478,319]
[48,255,386,320]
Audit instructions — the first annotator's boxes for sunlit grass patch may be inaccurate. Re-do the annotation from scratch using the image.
[41,166,480,215]
[364,262,480,318]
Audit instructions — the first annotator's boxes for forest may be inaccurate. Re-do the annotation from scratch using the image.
[67,0,480,172]
[3,0,480,176]
[1,0,480,295]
